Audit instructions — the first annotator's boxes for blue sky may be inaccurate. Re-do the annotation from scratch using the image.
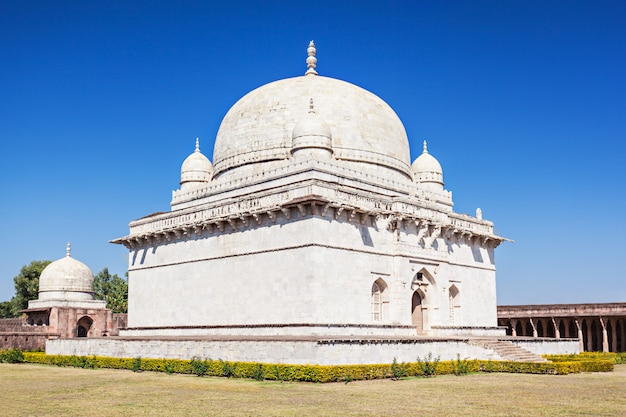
[1,1,624,305]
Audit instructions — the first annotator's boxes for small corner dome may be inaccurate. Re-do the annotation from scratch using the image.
[38,243,95,301]
[180,138,213,185]
[411,141,443,186]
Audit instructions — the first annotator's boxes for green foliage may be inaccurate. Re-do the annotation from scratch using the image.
[220,359,237,378]
[453,354,471,376]
[164,360,176,375]
[0,301,14,318]
[131,357,142,372]
[190,357,208,377]
[19,351,616,382]
[0,348,24,363]
[252,363,265,381]
[417,352,440,377]
[390,357,408,380]
[93,268,128,313]
[0,260,51,317]
[272,364,287,382]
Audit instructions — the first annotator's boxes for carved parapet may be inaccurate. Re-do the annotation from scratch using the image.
[112,178,509,249]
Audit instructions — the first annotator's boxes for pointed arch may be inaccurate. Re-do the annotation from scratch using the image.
[411,290,424,333]
[409,266,438,335]
[76,316,93,338]
[448,284,460,325]
[371,278,388,322]
[525,320,534,337]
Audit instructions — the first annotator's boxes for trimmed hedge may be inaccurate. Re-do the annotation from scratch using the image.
[11,351,617,382]
[543,352,616,373]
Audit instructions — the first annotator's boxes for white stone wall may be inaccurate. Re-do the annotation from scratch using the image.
[126,212,499,336]
[46,337,577,365]
[44,338,494,364]
[512,339,580,355]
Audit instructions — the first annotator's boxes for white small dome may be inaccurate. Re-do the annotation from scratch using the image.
[411,141,444,187]
[38,243,95,302]
[181,138,213,186]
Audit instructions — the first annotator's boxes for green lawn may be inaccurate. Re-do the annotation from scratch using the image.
[1,363,624,416]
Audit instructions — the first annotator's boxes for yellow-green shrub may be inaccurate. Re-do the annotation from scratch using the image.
[20,352,615,382]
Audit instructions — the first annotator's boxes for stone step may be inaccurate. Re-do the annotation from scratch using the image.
[468,339,548,362]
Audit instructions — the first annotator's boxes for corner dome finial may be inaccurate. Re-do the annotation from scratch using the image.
[305,40,318,76]
[66,242,71,257]
[195,137,200,152]
[423,140,428,154]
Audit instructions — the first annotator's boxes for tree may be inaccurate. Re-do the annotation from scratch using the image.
[0,260,51,318]
[93,268,128,314]
[0,301,14,318]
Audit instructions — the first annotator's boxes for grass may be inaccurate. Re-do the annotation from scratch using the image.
[1,363,625,416]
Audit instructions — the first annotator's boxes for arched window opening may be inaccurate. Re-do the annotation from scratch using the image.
[525,320,533,337]
[372,282,382,321]
[568,321,577,339]
[591,319,600,351]
[448,285,459,325]
[536,320,544,337]
[515,321,523,337]
[76,316,94,338]
[371,279,388,322]
[547,320,556,338]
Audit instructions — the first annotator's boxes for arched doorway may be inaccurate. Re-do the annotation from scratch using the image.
[76,316,93,338]
[411,291,423,333]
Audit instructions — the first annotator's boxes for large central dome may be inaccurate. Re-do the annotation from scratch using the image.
[212,43,411,180]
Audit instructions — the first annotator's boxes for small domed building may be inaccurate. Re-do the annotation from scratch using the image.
[24,243,122,339]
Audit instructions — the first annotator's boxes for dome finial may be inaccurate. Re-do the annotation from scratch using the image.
[423,140,428,154]
[305,40,318,76]
[66,242,71,257]
[195,137,200,152]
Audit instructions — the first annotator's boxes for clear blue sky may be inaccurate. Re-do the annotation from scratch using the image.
[1,1,624,305]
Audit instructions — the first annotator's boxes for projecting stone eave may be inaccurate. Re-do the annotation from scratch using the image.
[498,302,626,318]
[111,165,504,250]
[110,201,508,252]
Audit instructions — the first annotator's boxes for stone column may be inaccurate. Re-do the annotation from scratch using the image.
[530,318,538,338]
[599,317,609,353]
[575,319,584,353]
[551,317,560,339]
[511,319,517,337]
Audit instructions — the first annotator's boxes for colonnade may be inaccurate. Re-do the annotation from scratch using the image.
[498,315,626,353]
